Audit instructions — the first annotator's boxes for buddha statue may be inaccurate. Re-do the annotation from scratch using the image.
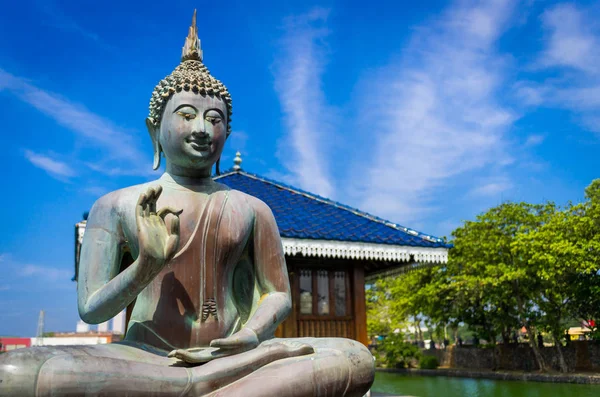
[0,11,374,396]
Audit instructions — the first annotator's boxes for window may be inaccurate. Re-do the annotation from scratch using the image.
[299,269,313,315]
[297,269,349,317]
[334,271,347,316]
[317,270,330,315]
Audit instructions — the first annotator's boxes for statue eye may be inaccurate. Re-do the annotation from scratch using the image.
[176,111,196,120]
[205,115,222,125]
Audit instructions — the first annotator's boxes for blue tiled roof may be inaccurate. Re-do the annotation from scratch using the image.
[215,170,450,249]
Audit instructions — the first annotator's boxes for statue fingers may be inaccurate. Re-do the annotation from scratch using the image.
[169,212,181,238]
[156,207,183,238]
[148,190,156,214]
[148,185,163,214]
[157,207,184,221]
[136,193,147,224]
[142,188,153,217]
[145,187,157,215]
[165,234,180,263]
[210,337,243,349]
[167,349,188,361]
[169,348,216,364]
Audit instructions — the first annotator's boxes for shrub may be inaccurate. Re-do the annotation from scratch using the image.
[419,355,439,369]
[376,333,421,368]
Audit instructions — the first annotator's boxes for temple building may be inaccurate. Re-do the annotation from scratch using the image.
[74,154,450,346]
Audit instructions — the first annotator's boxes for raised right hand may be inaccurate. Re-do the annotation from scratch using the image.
[136,186,182,275]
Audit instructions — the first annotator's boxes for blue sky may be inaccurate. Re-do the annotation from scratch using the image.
[1,0,600,336]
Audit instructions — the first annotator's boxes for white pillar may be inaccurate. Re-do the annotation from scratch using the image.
[112,310,126,334]
[76,320,90,333]
[97,321,109,332]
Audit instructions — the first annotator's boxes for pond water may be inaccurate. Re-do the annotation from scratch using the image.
[373,372,600,397]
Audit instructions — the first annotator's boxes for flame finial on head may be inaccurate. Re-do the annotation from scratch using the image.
[148,8,232,149]
[181,9,203,62]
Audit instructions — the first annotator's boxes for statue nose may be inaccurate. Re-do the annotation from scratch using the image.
[192,118,206,134]
[192,117,206,133]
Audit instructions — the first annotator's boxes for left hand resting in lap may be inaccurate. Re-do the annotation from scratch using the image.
[168,328,259,364]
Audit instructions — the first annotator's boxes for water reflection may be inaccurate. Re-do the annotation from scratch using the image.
[373,373,600,397]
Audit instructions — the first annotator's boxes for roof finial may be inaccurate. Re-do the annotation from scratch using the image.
[181,9,203,62]
[233,151,242,171]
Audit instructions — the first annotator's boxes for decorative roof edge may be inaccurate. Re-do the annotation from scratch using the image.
[75,221,447,264]
[216,170,451,248]
[281,238,448,264]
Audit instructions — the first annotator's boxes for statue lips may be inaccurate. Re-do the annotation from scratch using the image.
[186,135,212,152]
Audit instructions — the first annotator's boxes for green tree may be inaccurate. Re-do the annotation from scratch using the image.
[366,280,394,338]
[376,333,421,368]
[366,180,600,373]
[449,202,555,370]
[514,181,600,371]
[386,266,450,343]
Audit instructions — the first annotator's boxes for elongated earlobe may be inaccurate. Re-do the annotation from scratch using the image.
[153,141,162,170]
[215,157,221,176]
[146,117,162,171]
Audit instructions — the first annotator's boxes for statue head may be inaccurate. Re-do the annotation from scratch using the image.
[146,10,232,175]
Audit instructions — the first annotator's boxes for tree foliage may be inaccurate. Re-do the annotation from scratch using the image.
[375,333,421,368]
[368,179,600,373]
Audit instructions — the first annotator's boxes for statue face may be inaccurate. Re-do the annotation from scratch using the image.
[157,91,228,171]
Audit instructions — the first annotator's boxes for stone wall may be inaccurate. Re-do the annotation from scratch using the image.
[420,341,600,372]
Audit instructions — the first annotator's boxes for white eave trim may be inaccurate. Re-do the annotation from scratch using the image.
[281,238,448,264]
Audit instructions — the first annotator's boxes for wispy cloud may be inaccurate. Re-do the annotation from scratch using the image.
[0,68,152,177]
[273,7,334,198]
[516,3,600,133]
[19,264,71,282]
[39,1,112,51]
[0,254,72,284]
[353,0,517,223]
[525,134,545,147]
[538,4,600,73]
[468,178,513,197]
[228,130,249,156]
[24,149,76,180]
[81,186,108,197]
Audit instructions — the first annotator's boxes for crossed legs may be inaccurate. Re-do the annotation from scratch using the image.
[0,338,374,397]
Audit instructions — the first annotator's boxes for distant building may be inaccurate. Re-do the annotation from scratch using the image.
[112,311,126,334]
[0,337,31,352]
[31,332,121,346]
[76,320,90,333]
[97,321,109,332]
[1,332,121,351]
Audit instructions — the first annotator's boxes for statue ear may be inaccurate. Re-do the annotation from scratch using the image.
[146,117,162,170]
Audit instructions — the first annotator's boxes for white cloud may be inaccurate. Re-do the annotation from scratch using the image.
[273,7,335,198]
[516,3,600,133]
[0,68,152,177]
[525,134,545,147]
[39,1,113,51]
[468,179,513,197]
[539,4,600,74]
[19,264,71,281]
[82,186,108,196]
[228,130,249,155]
[24,149,75,180]
[0,254,72,285]
[353,0,517,223]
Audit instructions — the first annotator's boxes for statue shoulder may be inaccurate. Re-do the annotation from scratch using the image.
[227,190,275,220]
[87,182,154,224]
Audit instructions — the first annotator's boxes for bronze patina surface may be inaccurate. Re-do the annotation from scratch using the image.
[0,11,375,397]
